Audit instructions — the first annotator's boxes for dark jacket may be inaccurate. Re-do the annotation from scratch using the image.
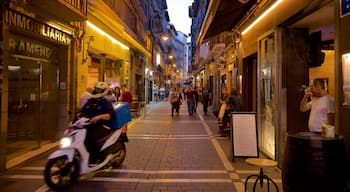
[228,93,241,111]
[81,97,116,127]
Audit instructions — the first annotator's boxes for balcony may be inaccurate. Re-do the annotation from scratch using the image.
[208,43,225,59]
[27,0,87,22]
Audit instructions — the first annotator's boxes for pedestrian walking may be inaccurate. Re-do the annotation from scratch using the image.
[120,84,133,105]
[119,84,133,141]
[185,86,196,116]
[114,86,121,102]
[169,87,179,116]
[218,86,229,128]
[177,90,183,114]
[202,85,211,115]
[194,86,200,113]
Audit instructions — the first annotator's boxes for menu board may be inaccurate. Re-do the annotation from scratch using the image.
[231,112,258,158]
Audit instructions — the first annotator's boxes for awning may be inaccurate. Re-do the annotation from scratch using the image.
[198,0,257,45]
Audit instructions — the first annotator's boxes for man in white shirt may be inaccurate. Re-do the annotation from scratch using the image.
[300,78,335,132]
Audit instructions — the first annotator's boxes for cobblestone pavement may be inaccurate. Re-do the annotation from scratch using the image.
[0,101,282,192]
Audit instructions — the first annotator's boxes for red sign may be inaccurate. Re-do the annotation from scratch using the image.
[88,66,98,73]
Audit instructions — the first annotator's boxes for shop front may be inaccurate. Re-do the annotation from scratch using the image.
[78,16,150,103]
[2,7,74,169]
[76,20,130,101]
[238,0,335,164]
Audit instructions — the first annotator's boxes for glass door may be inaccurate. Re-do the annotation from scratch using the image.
[8,59,41,140]
[258,33,277,159]
[7,57,57,159]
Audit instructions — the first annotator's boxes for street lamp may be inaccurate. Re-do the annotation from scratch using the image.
[161,34,169,41]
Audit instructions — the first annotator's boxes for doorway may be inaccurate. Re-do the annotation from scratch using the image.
[7,57,58,159]
[242,53,257,112]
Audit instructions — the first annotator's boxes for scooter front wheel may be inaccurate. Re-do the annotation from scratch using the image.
[44,156,80,191]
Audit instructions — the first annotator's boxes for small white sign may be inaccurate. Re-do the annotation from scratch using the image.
[30,93,36,101]
[60,82,66,89]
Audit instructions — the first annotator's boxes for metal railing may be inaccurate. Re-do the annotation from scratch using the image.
[63,0,87,15]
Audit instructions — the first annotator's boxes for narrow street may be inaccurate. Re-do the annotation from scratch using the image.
[0,102,282,192]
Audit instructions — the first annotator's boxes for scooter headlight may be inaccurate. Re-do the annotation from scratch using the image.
[60,137,73,148]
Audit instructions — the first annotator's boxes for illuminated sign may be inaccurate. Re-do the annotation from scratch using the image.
[9,38,51,58]
[88,66,99,73]
[4,9,72,45]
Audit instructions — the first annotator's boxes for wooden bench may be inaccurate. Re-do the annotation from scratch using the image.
[130,101,140,117]
[130,95,139,116]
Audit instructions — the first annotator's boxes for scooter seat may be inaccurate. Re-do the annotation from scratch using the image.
[96,131,114,145]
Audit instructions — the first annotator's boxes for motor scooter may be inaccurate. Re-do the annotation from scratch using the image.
[44,102,131,191]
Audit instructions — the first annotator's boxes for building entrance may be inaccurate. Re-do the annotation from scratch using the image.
[7,57,58,160]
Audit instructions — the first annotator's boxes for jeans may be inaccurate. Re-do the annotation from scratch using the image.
[187,99,195,115]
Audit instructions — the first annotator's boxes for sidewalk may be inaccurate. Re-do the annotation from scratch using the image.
[2,101,283,192]
[127,101,283,191]
[5,101,164,169]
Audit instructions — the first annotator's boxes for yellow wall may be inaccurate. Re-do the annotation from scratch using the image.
[309,50,335,97]
[86,26,129,60]
[76,26,130,108]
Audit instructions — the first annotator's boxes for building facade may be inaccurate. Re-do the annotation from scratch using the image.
[193,1,350,185]
[0,0,154,171]
[173,31,188,86]
[0,0,87,170]
[143,0,172,101]
[83,0,151,103]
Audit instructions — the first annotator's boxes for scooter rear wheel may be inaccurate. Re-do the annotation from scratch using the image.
[111,141,126,168]
[44,156,80,191]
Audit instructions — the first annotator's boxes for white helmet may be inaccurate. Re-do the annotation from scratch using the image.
[93,82,108,98]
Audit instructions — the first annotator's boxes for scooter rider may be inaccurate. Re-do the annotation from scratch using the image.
[80,82,116,163]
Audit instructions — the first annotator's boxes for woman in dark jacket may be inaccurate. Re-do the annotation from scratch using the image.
[228,88,241,112]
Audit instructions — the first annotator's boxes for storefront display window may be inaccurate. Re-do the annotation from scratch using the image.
[258,33,276,159]
[342,53,350,106]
